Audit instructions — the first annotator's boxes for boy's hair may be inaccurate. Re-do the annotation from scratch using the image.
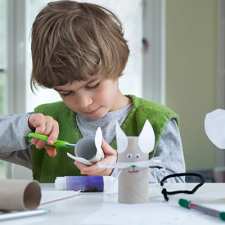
[31,0,130,89]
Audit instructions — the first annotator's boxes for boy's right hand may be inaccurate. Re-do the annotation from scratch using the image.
[28,113,59,157]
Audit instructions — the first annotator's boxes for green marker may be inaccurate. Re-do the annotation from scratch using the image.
[27,132,76,149]
[178,198,225,221]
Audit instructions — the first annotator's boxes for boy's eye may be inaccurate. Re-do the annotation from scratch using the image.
[86,82,100,89]
[60,91,74,97]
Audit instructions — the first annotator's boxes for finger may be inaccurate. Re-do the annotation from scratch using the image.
[85,168,112,176]
[82,163,109,175]
[42,118,53,135]
[75,162,98,174]
[102,156,117,168]
[30,114,46,133]
[102,139,117,156]
[74,161,89,170]
[46,146,57,157]
[31,139,44,150]
[35,140,46,149]
[35,116,52,135]
[76,162,112,176]
[31,138,38,146]
[47,122,59,144]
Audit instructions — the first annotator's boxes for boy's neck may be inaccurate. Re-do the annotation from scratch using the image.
[110,92,131,112]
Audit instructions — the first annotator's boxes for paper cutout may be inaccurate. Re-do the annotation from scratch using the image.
[67,153,92,166]
[138,120,155,153]
[116,122,128,153]
[0,180,41,211]
[95,127,103,152]
[99,120,156,204]
[67,127,104,165]
[204,109,225,149]
[98,159,162,169]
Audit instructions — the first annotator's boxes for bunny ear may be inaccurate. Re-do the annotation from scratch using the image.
[116,122,128,153]
[205,109,225,149]
[138,120,155,153]
[95,127,103,149]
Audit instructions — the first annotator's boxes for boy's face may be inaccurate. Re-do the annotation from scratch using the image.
[54,76,123,120]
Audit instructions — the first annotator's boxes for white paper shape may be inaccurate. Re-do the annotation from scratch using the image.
[138,120,155,153]
[95,127,103,154]
[98,159,162,169]
[67,153,92,166]
[116,122,128,153]
[205,109,225,149]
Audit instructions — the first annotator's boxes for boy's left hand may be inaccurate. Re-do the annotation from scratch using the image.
[75,139,117,176]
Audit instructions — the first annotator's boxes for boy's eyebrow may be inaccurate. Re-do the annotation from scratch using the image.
[54,78,99,92]
[54,87,70,92]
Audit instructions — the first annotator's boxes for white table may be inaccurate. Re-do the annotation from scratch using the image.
[2,183,225,225]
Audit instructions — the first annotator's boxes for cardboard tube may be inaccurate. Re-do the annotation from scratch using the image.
[0,180,41,211]
[118,169,149,204]
[75,138,104,164]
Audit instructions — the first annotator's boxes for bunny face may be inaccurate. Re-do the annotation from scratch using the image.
[117,137,149,163]
[116,120,155,167]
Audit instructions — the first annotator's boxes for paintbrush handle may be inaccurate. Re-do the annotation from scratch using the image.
[27,132,73,149]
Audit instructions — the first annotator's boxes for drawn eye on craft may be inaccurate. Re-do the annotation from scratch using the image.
[135,154,141,159]
[126,153,132,159]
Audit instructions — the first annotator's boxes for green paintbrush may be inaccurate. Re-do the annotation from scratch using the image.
[27,132,76,149]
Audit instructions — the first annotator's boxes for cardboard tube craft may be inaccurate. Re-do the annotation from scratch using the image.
[67,127,104,165]
[99,120,158,204]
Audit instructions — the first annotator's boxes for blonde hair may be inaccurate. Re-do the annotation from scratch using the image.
[31,0,130,89]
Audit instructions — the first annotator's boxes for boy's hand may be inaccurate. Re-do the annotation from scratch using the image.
[28,113,59,157]
[75,139,117,176]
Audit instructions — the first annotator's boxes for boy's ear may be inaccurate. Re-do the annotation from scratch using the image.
[138,120,155,153]
[95,127,103,148]
[116,122,128,153]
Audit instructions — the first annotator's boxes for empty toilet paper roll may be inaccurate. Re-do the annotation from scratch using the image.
[0,179,41,211]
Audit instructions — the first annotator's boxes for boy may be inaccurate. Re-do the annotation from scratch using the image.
[0,113,59,168]
[30,0,185,183]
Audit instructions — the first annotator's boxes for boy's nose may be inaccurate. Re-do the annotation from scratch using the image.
[79,94,93,109]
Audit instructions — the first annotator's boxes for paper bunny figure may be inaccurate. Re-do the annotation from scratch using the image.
[115,120,155,203]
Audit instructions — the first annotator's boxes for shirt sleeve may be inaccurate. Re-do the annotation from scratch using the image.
[0,113,33,169]
[148,119,186,183]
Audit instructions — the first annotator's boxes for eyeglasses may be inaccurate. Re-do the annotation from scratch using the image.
[160,172,205,201]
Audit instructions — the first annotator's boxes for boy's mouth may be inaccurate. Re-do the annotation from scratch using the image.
[85,107,101,114]
[87,107,100,113]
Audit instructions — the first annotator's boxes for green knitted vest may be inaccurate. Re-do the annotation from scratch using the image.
[32,95,177,182]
